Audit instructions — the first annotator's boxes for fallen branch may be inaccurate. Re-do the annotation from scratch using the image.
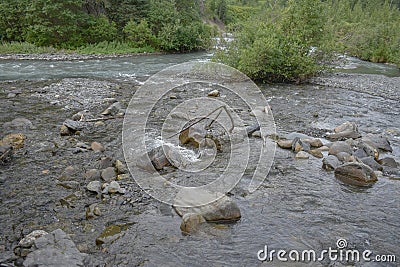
[168,105,235,139]
[81,115,124,122]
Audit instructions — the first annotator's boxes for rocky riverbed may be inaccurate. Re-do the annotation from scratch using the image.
[0,56,399,266]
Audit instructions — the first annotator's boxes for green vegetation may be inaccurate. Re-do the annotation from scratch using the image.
[0,0,399,83]
[0,0,215,53]
[215,0,400,83]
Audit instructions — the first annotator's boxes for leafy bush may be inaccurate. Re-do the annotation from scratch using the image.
[215,0,328,83]
[85,16,118,44]
[123,19,157,48]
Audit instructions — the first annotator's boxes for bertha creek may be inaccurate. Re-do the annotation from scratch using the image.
[0,52,399,266]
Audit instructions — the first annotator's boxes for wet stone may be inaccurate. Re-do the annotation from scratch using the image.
[360,157,383,171]
[322,155,340,171]
[101,167,116,182]
[334,162,378,186]
[308,149,323,158]
[295,151,309,159]
[277,139,293,149]
[207,89,220,97]
[23,229,87,267]
[180,213,206,235]
[328,141,353,156]
[336,152,352,162]
[378,157,398,168]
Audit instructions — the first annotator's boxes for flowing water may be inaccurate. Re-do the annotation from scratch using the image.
[0,53,399,266]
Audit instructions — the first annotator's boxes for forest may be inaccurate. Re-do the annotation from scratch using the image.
[1,0,399,82]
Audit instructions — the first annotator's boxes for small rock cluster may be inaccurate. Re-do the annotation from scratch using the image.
[277,121,398,186]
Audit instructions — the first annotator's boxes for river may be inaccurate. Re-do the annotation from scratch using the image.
[0,53,399,266]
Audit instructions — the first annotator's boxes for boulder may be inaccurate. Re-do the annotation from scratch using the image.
[328,141,353,156]
[322,155,340,171]
[23,229,87,267]
[356,141,379,160]
[360,156,383,171]
[336,152,352,162]
[378,157,398,168]
[174,190,241,222]
[362,134,392,152]
[334,162,378,186]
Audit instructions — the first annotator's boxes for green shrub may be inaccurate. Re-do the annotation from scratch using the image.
[123,19,157,48]
[85,16,118,44]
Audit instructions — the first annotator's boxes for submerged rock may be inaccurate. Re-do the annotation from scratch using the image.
[180,213,206,235]
[174,190,241,222]
[334,162,378,186]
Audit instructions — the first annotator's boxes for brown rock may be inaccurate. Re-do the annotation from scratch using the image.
[308,149,323,158]
[277,139,293,149]
[334,162,378,186]
[91,141,105,152]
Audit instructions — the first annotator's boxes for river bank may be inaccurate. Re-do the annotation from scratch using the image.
[0,55,399,266]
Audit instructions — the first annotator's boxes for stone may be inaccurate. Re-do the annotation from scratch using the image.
[317,145,330,152]
[174,189,241,222]
[353,148,368,159]
[252,130,262,138]
[86,204,101,219]
[101,167,116,182]
[327,121,361,140]
[322,155,340,171]
[285,132,313,140]
[86,181,101,193]
[136,145,171,171]
[179,124,207,148]
[18,230,48,248]
[246,124,260,137]
[328,141,352,156]
[90,141,105,152]
[356,141,379,160]
[60,125,71,136]
[0,133,25,149]
[96,225,125,246]
[295,151,309,159]
[23,229,87,267]
[277,139,293,149]
[383,166,400,178]
[336,152,352,162]
[107,181,125,194]
[63,119,85,132]
[114,160,128,174]
[57,181,80,190]
[0,144,13,162]
[101,101,124,116]
[180,213,206,234]
[3,118,33,129]
[207,89,220,97]
[378,157,398,168]
[303,138,323,148]
[308,149,323,158]
[334,162,378,186]
[362,134,392,152]
[95,157,114,169]
[84,169,101,181]
[360,156,383,171]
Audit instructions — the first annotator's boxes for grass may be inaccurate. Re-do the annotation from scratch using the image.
[0,41,158,55]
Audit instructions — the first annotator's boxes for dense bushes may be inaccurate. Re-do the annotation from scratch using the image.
[215,0,400,83]
[0,0,214,52]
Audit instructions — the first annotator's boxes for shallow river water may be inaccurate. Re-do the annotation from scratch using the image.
[0,53,399,267]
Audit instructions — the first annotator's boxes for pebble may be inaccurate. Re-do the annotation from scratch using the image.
[295,151,310,159]
[101,167,116,182]
[91,141,105,152]
[86,181,101,193]
[207,89,220,97]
